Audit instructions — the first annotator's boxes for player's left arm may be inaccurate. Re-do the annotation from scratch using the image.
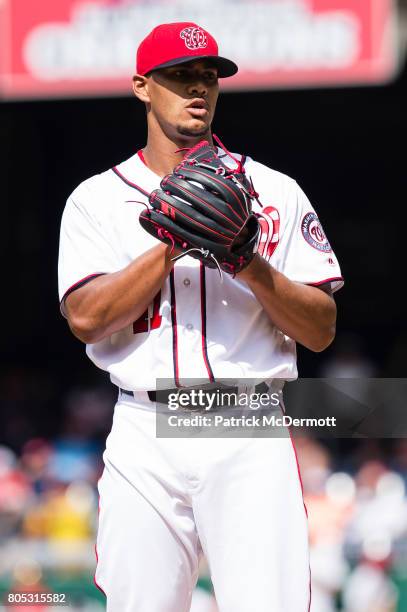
[237,254,336,352]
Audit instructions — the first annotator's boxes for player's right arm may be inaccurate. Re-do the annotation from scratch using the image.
[58,179,180,344]
[64,243,174,344]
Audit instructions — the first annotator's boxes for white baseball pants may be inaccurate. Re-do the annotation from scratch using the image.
[94,395,311,611]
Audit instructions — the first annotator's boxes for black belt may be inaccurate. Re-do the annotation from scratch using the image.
[120,383,269,405]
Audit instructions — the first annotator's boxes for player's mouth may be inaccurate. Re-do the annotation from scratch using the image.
[185,99,209,118]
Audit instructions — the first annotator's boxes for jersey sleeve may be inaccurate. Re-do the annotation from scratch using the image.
[58,183,120,308]
[278,181,344,292]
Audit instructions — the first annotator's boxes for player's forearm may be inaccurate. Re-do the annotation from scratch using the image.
[65,243,175,343]
[238,254,337,352]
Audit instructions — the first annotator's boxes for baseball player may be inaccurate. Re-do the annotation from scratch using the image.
[58,21,343,612]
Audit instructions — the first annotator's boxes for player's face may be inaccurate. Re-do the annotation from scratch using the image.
[144,60,219,140]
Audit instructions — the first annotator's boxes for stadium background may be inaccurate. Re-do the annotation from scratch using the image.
[0,1,406,610]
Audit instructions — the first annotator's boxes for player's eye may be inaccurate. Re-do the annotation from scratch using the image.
[166,68,218,84]
[203,72,218,83]
[172,69,190,80]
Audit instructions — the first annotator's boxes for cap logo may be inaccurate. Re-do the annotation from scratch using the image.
[180,27,208,50]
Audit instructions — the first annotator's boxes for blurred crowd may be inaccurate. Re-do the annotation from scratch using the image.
[0,332,406,611]
[0,386,112,611]
[298,437,407,612]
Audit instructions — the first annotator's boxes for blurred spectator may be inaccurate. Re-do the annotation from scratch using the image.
[391,440,407,483]
[320,332,378,379]
[47,440,100,486]
[23,482,94,543]
[342,561,398,612]
[61,387,114,441]
[5,559,50,612]
[297,439,351,612]
[0,445,32,538]
[20,439,54,495]
[345,464,407,565]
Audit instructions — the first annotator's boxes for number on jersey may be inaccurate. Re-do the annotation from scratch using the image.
[133,291,162,334]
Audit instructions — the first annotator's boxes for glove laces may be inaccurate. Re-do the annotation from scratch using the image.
[171,248,224,281]
[125,199,150,211]
[213,134,244,175]
[213,134,263,208]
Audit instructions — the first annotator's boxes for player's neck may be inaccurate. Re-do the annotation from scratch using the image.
[142,131,214,177]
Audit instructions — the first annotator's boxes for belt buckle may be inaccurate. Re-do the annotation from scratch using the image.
[164,385,221,414]
[182,384,238,414]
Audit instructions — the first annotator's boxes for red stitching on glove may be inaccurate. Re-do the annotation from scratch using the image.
[187,168,247,220]
[165,179,242,230]
[157,228,176,254]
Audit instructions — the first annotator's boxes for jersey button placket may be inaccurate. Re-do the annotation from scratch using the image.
[183,280,194,334]
[173,266,208,379]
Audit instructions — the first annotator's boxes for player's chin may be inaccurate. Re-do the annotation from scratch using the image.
[177,119,211,138]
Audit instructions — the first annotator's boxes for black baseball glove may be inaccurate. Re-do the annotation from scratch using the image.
[139,141,261,275]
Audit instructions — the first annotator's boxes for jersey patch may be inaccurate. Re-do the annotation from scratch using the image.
[301,212,332,253]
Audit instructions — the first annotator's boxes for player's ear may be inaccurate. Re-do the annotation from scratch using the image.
[132,74,150,103]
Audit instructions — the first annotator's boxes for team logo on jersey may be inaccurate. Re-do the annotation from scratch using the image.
[301,212,332,252]
[180,27,208,50]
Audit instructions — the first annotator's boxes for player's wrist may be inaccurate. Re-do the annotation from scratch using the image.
[162,243,182,264]
[236,253,265,281]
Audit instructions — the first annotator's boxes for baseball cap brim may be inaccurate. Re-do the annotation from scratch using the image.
[146,55,238,78]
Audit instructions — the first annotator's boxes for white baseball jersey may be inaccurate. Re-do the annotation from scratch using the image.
[58,149,343,391]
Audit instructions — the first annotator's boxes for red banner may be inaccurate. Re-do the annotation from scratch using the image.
[0,0,398,100]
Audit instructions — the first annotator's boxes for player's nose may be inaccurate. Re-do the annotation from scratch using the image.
[187,79,208,97]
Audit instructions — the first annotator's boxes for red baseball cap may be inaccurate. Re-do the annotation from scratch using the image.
[136,22,238,78]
